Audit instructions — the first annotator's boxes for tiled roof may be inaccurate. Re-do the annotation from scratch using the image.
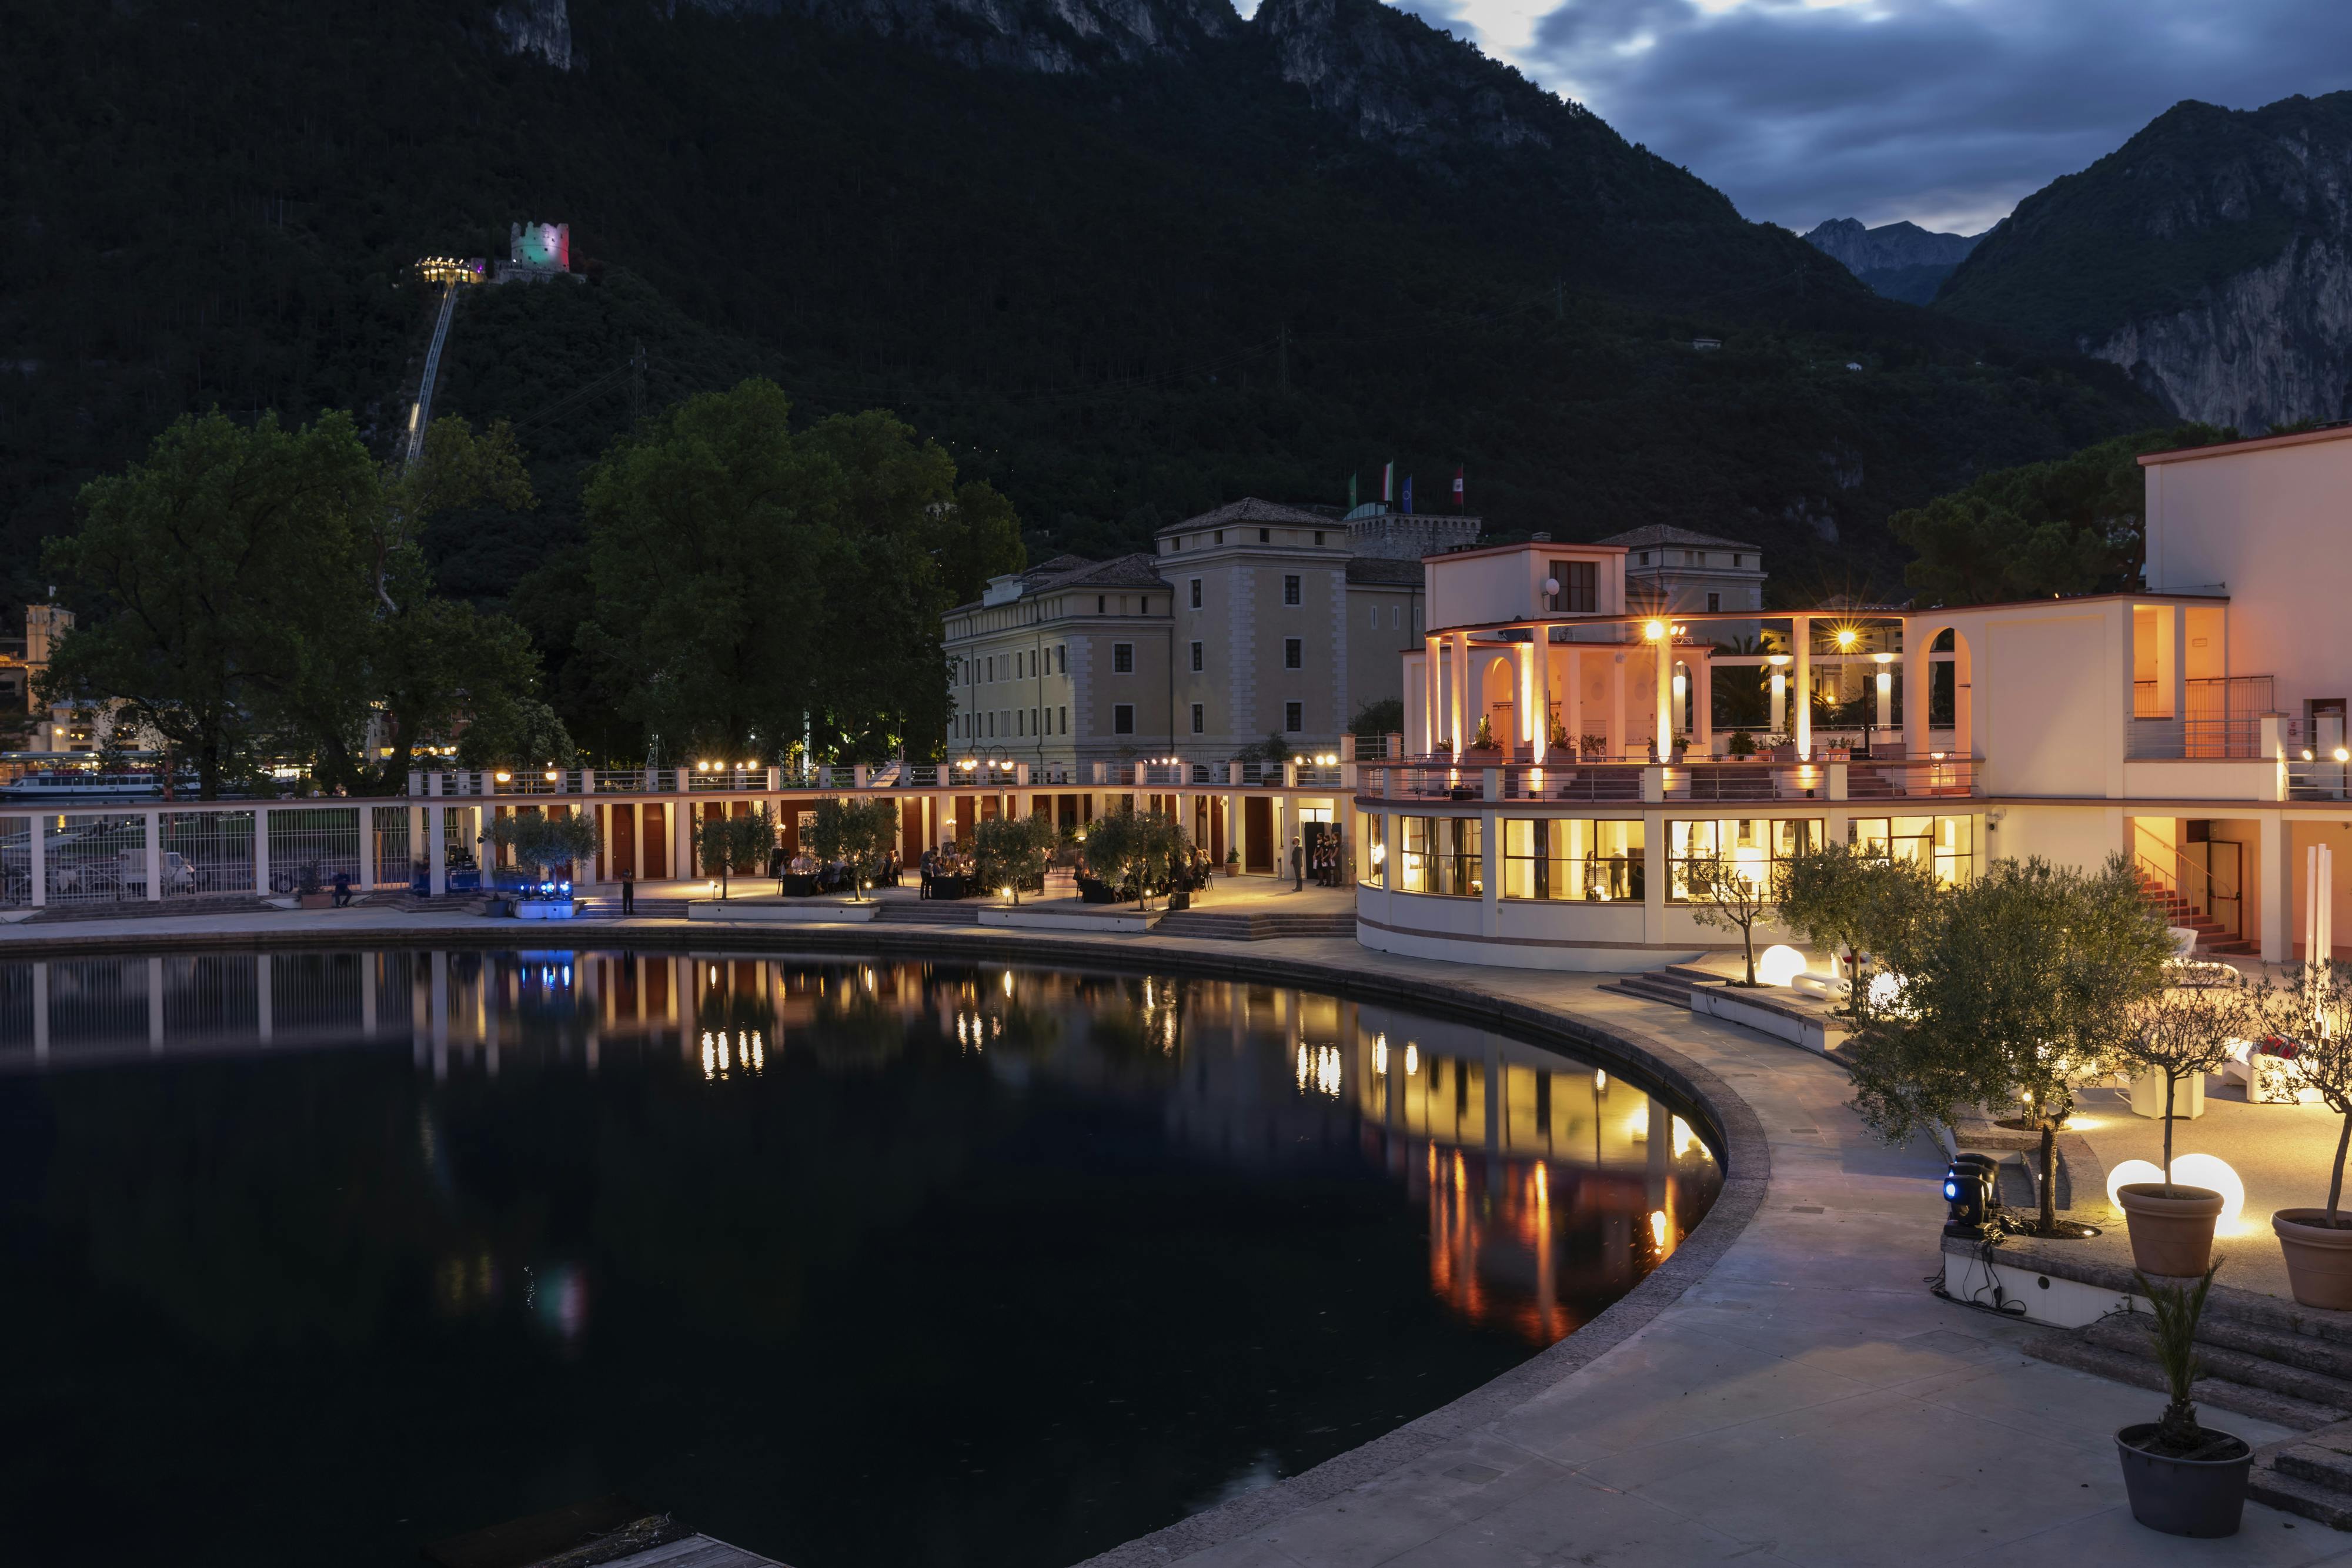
[1596,524,1762,553]
[1154,497,1338,537]
[1346,557,1425,586]
[1042,553,1169,590]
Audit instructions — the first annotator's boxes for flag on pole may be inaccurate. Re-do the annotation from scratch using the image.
[1382,462,1394,504]
[1348,472,1357,510]
[1452,466,1465,509]
[1402,476,1414,514]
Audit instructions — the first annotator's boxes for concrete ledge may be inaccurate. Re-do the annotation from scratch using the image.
[1686,981,1837,1056]
[1358,915,1703,972]
[977,905,1159,933]
[684,900,881,923]
[1945,1227,2352,1338]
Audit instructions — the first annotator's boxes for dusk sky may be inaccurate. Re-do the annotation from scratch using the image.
[1350,0,2352,236]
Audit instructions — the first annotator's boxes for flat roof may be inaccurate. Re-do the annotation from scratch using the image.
[2138,423,2352,466]
[1422,539,1628,565]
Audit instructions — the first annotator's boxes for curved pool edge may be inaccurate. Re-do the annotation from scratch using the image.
[0,920,1771,1568]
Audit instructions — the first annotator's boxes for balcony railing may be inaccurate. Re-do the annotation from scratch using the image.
[2127,717,2267,760]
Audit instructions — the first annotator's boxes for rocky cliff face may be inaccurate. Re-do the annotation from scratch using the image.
[1254,0,1563,156]
[2093,232,2352,432]
[494,0,576,68]
[1939,92,2352,429]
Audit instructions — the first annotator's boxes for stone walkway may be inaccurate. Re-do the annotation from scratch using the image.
[3,911,2347,1563]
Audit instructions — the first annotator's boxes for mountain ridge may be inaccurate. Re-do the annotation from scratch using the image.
[1935,91,2352,430]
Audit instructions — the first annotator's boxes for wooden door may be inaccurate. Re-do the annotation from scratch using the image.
[1244,797,1273,872]
[641,803,667,880]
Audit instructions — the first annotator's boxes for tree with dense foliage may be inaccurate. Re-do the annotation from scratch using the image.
[38,410,377,797]
[973,814,1057,904]
[1846,854,2171,1235]
[1772,842,1940,1019]
[2256,964,2352,1229]
[487,810,599,887]
[38,408,559,796]
[695,804,776,898]
[1890,425,2230,605]
[1084,810,1190,910]
[805,795,901,896]
[580,379,1022,764]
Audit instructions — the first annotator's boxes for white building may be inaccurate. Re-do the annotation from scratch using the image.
[1352,426,2352,970]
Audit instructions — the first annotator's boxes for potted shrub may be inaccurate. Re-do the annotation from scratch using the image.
[1224,847,1238,877]
[1725,730,1756,759]
[1460,714,1502,761]
[2112,988,2253,1276]
[295,861,332,910]
[2115,1263,2251,1537]
[2261,961,2352,1307]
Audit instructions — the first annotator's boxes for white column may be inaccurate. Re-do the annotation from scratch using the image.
[1696,654,1714,755]
[28,811,45,908]
[256,952,273,1046]
[428,804,447,897]
[1874,656,1894,733]
[1770,662,1788,737]
[1566,646,1582,758]
[1903,641,1927,754]
[1653,644,1672,760]
[2263,811,2292,964]
[1793,614,1813,760]
[1449,633,1469,749]
[1481,807,1500,937]
[147,956,163,1052]
[1534,634,1553,763]
[144,809,162,901]
[1610,653,1627,760]
[253,807,272,898]
[31,962,48,1063]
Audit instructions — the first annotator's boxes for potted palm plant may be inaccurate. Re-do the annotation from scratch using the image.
[2115,1263,2251,1537]
[2112,987,2251,1276]
[2262,961,2352,1308]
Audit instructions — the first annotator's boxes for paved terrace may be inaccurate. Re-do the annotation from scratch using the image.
[2,909,2344,1566]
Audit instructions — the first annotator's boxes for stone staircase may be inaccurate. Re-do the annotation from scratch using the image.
[874,899,978,925]
[1151,909,1358,941]
[2136,874,2254,955]
[2025,1305,2352,1526]
[1598,965,1711,1008]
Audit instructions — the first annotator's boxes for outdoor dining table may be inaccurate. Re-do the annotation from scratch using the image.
[779,872,820,897]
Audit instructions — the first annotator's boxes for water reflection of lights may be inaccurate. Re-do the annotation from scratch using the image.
[526,1263,591,1345]
[1594,1069,1607,1092]
[1002,970,1014,998]
[701,1029,765,1080]
[1404,1042,1419,1076]
[1295,1042,1342,1098]
[955,1009,1001,1051]
[1649,1210,1671,1251]
[1373,1033,1388,1075]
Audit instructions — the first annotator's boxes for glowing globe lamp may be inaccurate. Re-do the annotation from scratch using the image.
[1758,944,1808,987]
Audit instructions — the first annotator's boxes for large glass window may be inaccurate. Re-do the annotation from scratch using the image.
[1400,816,1482,897]
[1547,560,1598,613]
[1850,815,1975,885]
[1501,819,1645,901]
[1666,818,1820,901]
[1356,810,1386,887]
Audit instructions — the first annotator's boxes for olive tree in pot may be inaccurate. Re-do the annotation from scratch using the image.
[2116,1262,2252,1537]
[2260,961,2352,1308]
[2112,988,2256,1276]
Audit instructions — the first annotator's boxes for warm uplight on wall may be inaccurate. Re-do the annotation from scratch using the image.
[1766,654,1792,667]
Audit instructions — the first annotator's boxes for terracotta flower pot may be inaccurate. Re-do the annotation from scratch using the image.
[2273,1209,2352,1310]
[2116,1183,2224,1277]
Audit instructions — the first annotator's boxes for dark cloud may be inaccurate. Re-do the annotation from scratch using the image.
[1411,0,2352,233]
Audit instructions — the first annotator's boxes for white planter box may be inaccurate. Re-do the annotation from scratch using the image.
[514,898,582,920]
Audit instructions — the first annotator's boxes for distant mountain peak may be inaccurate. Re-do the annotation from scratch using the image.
[1802,218,1983,273]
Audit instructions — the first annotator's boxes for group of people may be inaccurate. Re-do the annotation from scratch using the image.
[918,844,975,899]
[770,847,902,894]
[1291,833,1344,888]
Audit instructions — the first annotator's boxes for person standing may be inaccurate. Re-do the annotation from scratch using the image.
[1290,835,1304,891]
[620,866,636,915]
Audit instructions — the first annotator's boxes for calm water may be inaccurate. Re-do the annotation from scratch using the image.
[0,950,1720,1568]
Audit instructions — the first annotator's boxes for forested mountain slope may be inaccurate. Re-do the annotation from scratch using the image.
[1,0,2164,614]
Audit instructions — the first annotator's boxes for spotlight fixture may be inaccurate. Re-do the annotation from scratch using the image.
[1942,1153,2000,1235]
